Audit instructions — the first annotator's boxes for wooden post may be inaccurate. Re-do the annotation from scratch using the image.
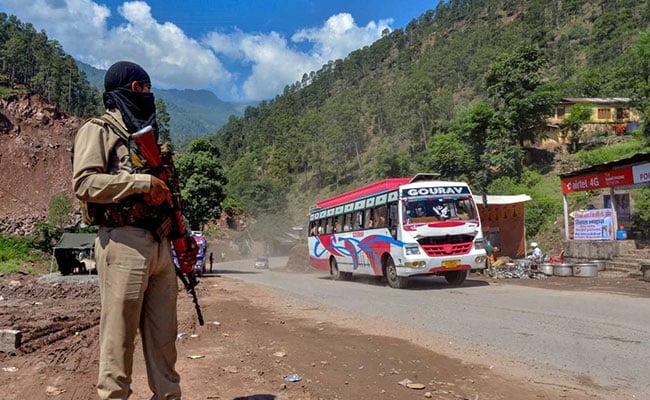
[563,194,570,240]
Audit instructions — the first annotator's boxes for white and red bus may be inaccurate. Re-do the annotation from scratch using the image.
[307,173,487,288]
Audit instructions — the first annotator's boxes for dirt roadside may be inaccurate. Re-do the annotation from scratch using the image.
[1,263,647,400]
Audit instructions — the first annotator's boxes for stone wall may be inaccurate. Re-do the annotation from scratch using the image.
[562,239,637,259]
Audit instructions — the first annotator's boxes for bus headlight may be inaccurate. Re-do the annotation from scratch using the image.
[404,245,421,256]
[405,261,426,268]
[474,239,484,249]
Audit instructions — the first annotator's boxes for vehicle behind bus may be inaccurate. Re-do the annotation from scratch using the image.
[307,174,487,288]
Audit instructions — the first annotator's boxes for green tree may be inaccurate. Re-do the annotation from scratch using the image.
[373,142,411,178]
[561,103,592,152]
[484,46,556,146]
[423,133,473,180]
[448,102,494,187]
[625,30,650,143]
[155,98,171,145]
[174,138,227,228]
[48,194,72,230]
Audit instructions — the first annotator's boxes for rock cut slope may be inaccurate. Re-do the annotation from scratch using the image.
[0,94,83,235]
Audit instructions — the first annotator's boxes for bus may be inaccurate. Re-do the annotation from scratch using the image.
[307,173,487,288]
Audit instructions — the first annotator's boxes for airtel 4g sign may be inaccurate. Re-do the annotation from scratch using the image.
[561,162,650,194]
[403,186,470,196]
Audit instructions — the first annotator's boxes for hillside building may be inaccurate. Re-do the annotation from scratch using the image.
[548,97,641,137]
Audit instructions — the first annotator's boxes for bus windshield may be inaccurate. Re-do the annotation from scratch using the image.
[403,195,477,225]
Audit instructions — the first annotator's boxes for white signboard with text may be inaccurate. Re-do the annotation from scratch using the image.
[574,209,614,240]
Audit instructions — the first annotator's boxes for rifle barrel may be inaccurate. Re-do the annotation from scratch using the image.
[175,268,205,326]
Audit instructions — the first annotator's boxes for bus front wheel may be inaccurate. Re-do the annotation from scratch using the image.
[444,270,468,285]
[330,258,352,280]
[385,257,408,289]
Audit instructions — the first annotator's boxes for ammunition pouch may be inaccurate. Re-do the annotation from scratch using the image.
[83,195,174,241]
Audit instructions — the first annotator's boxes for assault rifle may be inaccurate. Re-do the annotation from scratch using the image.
[131,125,204,326]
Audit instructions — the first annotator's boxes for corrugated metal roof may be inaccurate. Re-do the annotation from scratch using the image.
[559,152,650,178]
[558,97,633,104]
[472,194,532,205]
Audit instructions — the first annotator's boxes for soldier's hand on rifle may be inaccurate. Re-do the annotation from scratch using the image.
[147,176,173,206]
[177,236,199,273]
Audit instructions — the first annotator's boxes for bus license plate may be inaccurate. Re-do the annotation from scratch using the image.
[442,260,460,268]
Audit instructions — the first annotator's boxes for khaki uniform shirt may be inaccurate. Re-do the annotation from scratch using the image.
[73,109,151,205]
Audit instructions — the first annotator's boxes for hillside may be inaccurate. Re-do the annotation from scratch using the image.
[0,94,82,234]
[1,0,649,244]
[211,0,650,228]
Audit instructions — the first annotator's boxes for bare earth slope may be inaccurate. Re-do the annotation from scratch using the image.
[0,94,83,234]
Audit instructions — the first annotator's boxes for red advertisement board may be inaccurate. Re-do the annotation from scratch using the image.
[561,167,635,194]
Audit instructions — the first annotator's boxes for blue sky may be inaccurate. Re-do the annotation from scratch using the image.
[0,0,439,101]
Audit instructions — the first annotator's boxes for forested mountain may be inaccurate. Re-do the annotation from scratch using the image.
[76,61,250,142]
[211,0,650,224]
[155,89,248,144]
[0,13,101,117]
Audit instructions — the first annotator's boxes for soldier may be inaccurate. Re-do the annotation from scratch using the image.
[73,60,196,400]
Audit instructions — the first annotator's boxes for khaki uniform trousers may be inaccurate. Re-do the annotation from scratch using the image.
[95,226,180,400]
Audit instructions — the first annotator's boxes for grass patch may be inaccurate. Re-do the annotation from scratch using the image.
[574,137,647,167]
[0,235,47,274]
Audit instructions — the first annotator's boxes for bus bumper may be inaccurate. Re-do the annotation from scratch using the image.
[396,254,487,277]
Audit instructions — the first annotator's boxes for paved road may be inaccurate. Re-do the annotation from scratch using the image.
[215,257,650,397]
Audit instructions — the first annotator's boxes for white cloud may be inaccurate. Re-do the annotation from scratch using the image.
[104,2,232,91]
[0,2,391,101]
[205,13,392,100]
[205,30,317,100]
[292,13,392,63]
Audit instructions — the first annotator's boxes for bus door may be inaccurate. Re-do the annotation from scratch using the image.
[351,209,373,274]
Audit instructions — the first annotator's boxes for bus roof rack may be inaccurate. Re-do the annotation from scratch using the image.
[409,173,441,183]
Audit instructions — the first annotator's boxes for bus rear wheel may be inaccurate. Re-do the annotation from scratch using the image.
[385,257,408,289]
[444,270,468,285]
[330,258,352,280]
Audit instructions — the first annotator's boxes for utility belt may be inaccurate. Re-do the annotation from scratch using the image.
[83,195,173,241]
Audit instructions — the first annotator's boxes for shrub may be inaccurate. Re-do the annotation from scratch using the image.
[31,221,62,253]
[0,234,41,273]
[487,168,562,240]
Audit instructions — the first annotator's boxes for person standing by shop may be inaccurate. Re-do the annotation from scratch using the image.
[528,242,544,265]
[73,60,196,400]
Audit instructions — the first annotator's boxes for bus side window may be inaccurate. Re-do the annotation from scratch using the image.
[325,217,333,234]
[375,205,387,227]
[343,213,352,232]
[309,222,316,236]
[364,208,374,228]
[353,211,363,230]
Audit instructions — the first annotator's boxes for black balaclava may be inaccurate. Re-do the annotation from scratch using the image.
[102,61,157,134]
